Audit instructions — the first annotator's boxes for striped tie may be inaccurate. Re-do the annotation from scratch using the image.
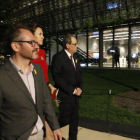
[70,55,76,70]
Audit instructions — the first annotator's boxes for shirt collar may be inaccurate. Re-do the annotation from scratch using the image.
[9,58,34,75]
[64,49,72,58]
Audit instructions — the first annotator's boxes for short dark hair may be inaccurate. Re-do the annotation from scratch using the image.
[6,23,30,54]
[28,22,42,35]
[62,34,73,49]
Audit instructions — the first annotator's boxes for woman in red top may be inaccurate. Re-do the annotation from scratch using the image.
[30,24,56,94]
[29,23,56,140]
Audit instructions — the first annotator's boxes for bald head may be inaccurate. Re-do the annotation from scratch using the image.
[18,29,35,42]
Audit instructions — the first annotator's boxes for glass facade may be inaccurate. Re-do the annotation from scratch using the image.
[103,29,113,67]
[67,26,140,68]
[114,28,128,68]
[131,26,140,68]
[48,25,140,68]
[1,0,140,68]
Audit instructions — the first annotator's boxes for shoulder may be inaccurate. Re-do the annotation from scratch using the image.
[53,49,65,59]
[0,61,15,84]
[0,60,13,72]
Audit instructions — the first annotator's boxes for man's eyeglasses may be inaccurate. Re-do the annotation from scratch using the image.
[13,41,38,47]
[70,43,78,46]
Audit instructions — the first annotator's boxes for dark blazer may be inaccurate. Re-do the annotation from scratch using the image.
[52,49,83,103]
[0,60,59,140]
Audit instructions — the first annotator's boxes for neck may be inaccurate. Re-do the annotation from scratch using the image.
[11,55,30,73]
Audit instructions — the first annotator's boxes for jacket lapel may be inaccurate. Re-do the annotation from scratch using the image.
[32,67,40,106]
[73,55,77,69]
[5,60,35,105]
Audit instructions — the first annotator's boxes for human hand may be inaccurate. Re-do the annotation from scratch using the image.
[48,83,57,94]
[74,88,82,96]
[53,129,62,140]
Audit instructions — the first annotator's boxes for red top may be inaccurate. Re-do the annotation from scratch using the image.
[31,49,49,83]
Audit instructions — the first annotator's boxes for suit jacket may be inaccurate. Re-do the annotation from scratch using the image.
[52,49,83,103]
[0,60,59,140]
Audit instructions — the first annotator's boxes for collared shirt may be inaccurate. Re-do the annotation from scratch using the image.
[64,49,76,67]
[9,58,43,134]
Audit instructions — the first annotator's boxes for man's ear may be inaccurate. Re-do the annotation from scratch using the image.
[66,43,69,49]
[11,42,20,52]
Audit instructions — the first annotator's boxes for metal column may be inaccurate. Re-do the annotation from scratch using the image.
[99,29,103,67]
[56,35,59,53]
[112,27,115,68]
[128,24,131,68]
[86,30,89,67]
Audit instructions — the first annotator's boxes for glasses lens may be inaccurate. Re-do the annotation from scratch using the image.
[32,41,38,47]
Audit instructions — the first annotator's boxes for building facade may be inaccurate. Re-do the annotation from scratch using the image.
[1,0,140,68]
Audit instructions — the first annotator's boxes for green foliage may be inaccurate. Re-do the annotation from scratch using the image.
[0,0,11,20]
[115,16,127,25]
[74,29,82,35]
[98,16,104,24]
[83,20,93,30]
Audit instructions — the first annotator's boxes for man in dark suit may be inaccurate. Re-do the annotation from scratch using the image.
[52,34,83,140]
[0,24,62,140]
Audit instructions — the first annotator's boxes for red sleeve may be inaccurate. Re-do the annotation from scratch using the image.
[31,49,49,83]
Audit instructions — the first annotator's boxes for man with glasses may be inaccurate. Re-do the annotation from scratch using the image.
[52,34,83,140]
[0,23,62,140]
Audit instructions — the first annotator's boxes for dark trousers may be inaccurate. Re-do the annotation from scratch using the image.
[58,98,79,140]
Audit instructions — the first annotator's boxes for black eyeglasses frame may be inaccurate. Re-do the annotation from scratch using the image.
[13,41,38,47]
